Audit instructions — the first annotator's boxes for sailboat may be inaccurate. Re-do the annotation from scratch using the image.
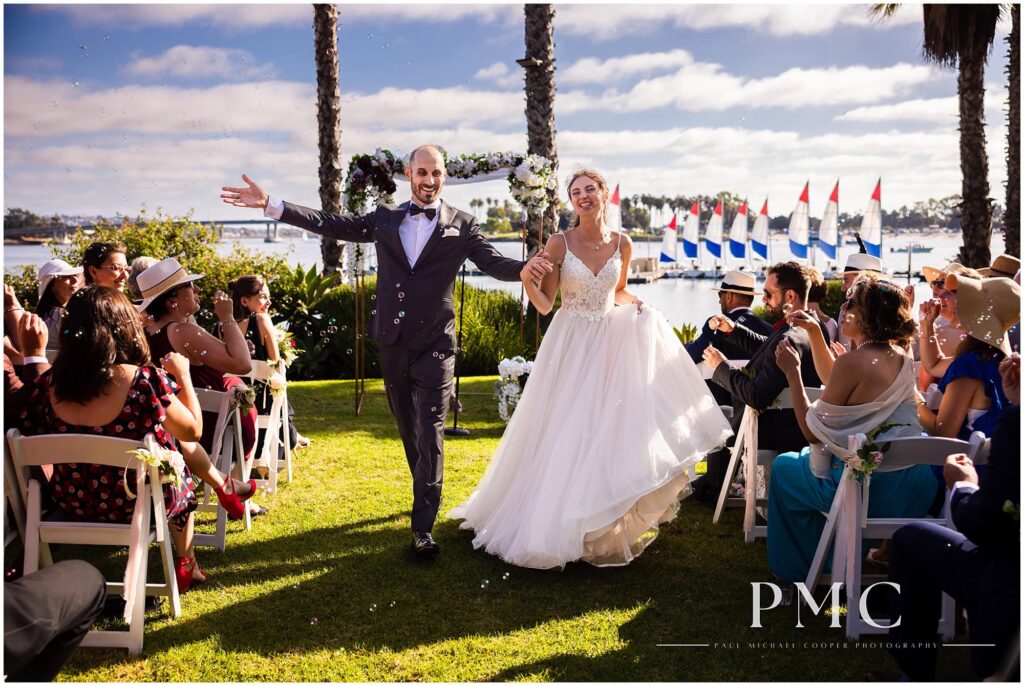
[729,200,748,262]
[606,183,622,232]
[659,213,678,264]
[860,178,882,257]
[818,180,840,270]
[681,200,702,278]
[788,181,810,260]
[703,200,725,278]
[750,198,770,264]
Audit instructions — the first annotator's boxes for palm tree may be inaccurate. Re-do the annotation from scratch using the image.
[313,4,343,274]
[874,4,1003,267]
[520,3,558,251]
[1005,3,1020,256]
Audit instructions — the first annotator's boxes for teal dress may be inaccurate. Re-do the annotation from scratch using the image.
[767,448,938,582]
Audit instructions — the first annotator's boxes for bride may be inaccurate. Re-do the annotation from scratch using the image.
[448,168,732,569]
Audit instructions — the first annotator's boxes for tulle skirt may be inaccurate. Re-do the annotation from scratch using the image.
[448,304,732,569]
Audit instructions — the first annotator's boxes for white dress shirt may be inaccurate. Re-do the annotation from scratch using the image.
[264,195,440,267]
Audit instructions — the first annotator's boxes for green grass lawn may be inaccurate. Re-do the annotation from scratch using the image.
[36,377,973,681]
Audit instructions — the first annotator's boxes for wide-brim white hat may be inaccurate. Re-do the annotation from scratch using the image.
[711,269,762,295]
[37,259,84,300]
[843,253,884,274]
[134,257,204,312]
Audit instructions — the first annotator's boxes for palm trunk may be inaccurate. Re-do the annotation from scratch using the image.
[521,3,558,254]
[314,4,344,275]
[956,40,994,268]
[1005,4,1020,257]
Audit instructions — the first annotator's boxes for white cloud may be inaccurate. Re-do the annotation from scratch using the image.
[33,3,519,30]
[473,62,521,89]
[554,3,921,40]
[560,49,694,85]
[124,45,273,80]
[836,86,1008,123]
[597,62,938,112]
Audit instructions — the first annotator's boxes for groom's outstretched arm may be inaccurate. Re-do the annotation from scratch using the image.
[221,175,376,243]
[465,221,525,282]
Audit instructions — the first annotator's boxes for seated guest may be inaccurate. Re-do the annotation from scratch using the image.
[834,253,884,350]
[918,263,975,388]
[82,241,130,292]
[691,262,827,503]
[918,274,1019,440]
[888,358,1019,681]
[4,312,50,429]
[766,275,935,582]
[17,287,209,591]
[805,267,839,344]
[4,560,106,681]
[35,259,83,350]
[136,258,257,464]
[684,270,772,406]
[126,256,158,301]
[226,275,310,449]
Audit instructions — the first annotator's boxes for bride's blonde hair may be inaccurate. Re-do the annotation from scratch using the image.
[566,167,609,228]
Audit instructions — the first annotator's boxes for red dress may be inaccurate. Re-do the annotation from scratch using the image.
[17,366,197,527]
[147,322,257,458]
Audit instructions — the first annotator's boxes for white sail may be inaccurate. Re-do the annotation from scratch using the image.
[788,182,810,260]
[682,200,700,262]
[728,200,748,261]
[860,179,882,257]
[818,180,839,262]
[705,200,724,262]
[605,183,622,231]
[659,214,678,264]
[750,198,769,262]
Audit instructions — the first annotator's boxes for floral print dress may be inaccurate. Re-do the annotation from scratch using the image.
[18,365,197,527]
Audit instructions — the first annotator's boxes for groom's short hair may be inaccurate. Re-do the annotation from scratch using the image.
[409,144,444,167]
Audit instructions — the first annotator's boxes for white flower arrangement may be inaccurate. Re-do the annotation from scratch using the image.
[268,372,287,397]
[231,384,257,413]
[494,356,534,422]
[343,148,557,215]
[125,444,187,496]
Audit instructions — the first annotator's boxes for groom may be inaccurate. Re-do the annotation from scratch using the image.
[222,145,552,556]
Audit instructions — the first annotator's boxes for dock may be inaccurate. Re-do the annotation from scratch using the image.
[627,271,664,284]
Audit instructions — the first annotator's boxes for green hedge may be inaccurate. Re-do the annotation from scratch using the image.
[284,277,538,380]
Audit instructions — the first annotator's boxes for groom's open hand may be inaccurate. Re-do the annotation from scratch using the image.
[521,251,554,283]
[221,175,269,210]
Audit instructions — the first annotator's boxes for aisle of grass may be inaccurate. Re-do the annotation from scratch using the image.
[48,377,972,681]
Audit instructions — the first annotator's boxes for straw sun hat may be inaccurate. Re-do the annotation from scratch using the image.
[943,273,1021,355]
[134,257,205,312]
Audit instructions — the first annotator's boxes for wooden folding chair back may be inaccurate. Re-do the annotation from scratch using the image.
[806,431,985,640]
[5,429,182,654]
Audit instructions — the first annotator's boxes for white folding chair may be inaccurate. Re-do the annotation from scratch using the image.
[192,388,245,549]
[6,429,182,655]
[713,386,825,543]
[805,431,986,640]
[4,445,27,549]
[230,360,292,495]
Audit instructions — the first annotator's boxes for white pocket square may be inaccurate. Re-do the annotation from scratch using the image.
[442,228,460,238]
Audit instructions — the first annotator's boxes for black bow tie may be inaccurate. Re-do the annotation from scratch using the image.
[408,205,436,220]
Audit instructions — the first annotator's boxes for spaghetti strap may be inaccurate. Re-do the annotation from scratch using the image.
[615,231,622,252]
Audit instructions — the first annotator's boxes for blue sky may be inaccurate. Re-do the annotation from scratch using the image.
[2,3,1013,222]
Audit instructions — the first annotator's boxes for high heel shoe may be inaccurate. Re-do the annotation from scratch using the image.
[215,479,257,520]
[174,556,205,593]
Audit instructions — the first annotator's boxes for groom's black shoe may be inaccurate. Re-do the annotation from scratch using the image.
[412,532,440,557]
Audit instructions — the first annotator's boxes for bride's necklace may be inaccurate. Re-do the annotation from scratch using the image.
[578,230,610,251]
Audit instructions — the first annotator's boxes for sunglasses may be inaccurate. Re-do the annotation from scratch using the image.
[98,265,132,275]
[930,279,945,289]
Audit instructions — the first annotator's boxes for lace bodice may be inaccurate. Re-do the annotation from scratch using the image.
[559,239,621,322]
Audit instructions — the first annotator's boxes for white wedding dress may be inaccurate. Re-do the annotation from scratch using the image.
[448,234,733,569]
